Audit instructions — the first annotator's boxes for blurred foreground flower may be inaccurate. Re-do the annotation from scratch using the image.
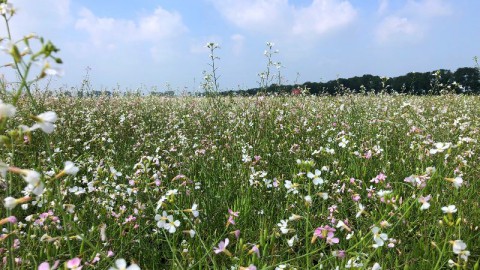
[29,111,58,134]
[0,99,16,119]
[109,258,141,270]
[4,196,32,210]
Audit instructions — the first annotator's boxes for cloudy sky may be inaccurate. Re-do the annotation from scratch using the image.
[2,0,479,93]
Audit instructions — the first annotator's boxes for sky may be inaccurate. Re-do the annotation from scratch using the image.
[2,0,479,93]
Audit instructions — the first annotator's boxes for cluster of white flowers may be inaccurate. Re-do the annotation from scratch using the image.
[155,211,180,233]
[1,99,80,210]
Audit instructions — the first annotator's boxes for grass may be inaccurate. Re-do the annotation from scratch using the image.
[1,3,479,268]
[1,93,479,269]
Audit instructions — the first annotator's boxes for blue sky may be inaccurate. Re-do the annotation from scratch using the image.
[3,0,479,93]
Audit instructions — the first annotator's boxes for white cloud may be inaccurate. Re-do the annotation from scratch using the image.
[8,0,72,39]
[75,7,187,49]
[210,0,357,38]
[377,0,389,15]
[375,0,452,44]
[292,0,356,36]
[405,0,452,18]
[210,0,289,33]
[231,34,245,55]
[376,16,422,43]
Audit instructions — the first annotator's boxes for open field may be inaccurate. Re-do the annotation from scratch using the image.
[1,94,479,269]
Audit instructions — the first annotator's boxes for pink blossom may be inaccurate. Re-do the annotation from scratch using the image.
[213,238,232,256]
[313,225,336,240]
[66,258,82,269]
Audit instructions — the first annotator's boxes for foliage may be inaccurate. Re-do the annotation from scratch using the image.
[1,2,479,270]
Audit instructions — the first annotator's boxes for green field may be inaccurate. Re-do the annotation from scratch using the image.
[1,2,479,268]
[1,94,479,269]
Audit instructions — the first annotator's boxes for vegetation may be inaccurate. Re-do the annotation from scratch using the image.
[223,67,480,96]
[1,2,479,270]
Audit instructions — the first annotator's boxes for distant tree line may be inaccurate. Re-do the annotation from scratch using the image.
[220,67,480,96]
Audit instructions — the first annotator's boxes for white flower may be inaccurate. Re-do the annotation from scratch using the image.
[371,262,382,270]
[24,182,45,196]
[0,3,13,15]
[441,205,457,214]
[108,258,141,270]
[63,161,79,175]
[425,166,436,175]
[31,111,57,134]
[166,189,178,197]
[4,196,17,210]
[317,192,328,200]
[41,60,64,77]
[450,240,471,261]
[164,215,180,233]
[156,196,167,210]
[100,223,107,242]
[429,142,451,154]
[288,214,302,221]
[336,220,351,231]
[376,190,392,198]
[356,203,366,218]
[190,203,199,217]
[345,257,363,268]
[451,177,463,189]
[445,177,463,189]
[339,137,349,148]
[68,186,86,195]
[372,226,388,248]
[184,229,196,238]
[307,169,324,185]
[451,240,466,254]
[287,235,297,247]
[277,219,290,234]
[0,100,16,119]
[304,195,312,205]
[155,211,168,229]
[22,170,41,185]
[284,180,299,194]
[110,167,122,180]
[447,259,457,268]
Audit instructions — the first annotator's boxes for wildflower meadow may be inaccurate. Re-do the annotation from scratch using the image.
[1,1,479,269]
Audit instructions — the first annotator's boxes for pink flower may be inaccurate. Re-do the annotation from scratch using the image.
[228,209,239,217]
[314,225,336,239]
[0,216,17,225]
[312,225,336,243]
[66,258,82,269]
[226,209,239,227]
[226,215,235,227]
[240,265,257,270]
[213,238,232,256]
[230,229,240,239]
[38,261,59,270]
[377,173,387,181]
[418,194,431,210]
[333,250,346,258]
[248,245,260,257]
[326,234,339,245]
